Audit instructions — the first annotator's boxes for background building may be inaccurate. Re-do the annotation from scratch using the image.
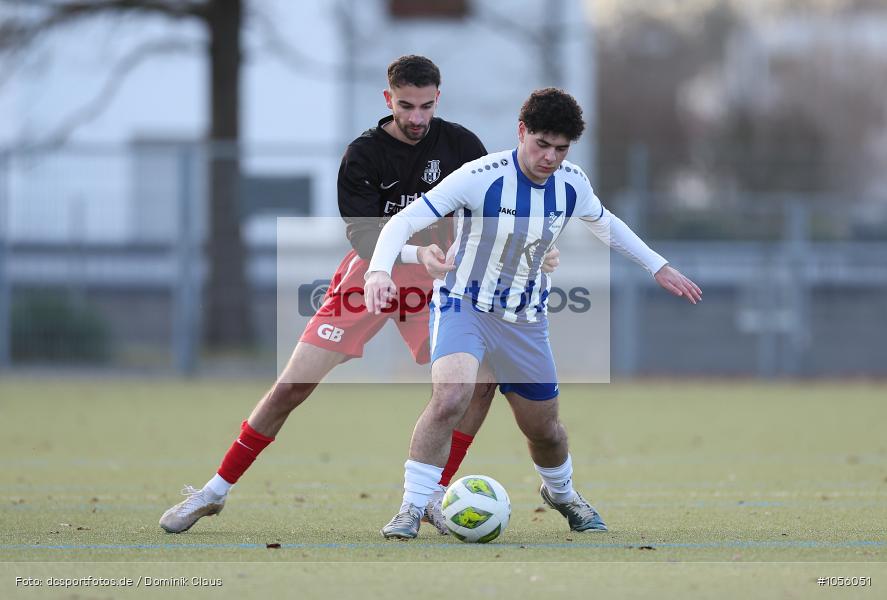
[1,0,885,378]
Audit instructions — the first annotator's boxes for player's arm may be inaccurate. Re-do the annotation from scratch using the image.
[417,244,456,279]
[412,128,488,279]
[541,245,560,273]
[364,199,441,314]
[365,166,475,313]
[578,181,702,304]
[337,144,421,264]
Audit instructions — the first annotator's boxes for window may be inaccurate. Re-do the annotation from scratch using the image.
[388,0,469,19]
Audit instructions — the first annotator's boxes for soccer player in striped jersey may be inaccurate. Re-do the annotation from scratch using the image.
[365,88,702,538]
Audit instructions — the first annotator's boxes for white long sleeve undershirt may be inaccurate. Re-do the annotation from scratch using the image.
[367,205,668,278]
[367,209,439,276]
[400,244,420,264]
[582,209,668,275]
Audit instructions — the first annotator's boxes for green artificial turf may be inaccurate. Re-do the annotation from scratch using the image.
[1,379,885,598]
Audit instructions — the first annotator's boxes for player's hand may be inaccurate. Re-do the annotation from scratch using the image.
[364,271,398,315]
[541,245,560,273]
[418,244,456,279]
[654,264,702,305]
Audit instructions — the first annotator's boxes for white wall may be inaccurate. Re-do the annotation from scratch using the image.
[346,0,595,174]
[1,0,596,239]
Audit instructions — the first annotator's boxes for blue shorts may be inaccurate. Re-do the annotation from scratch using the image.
[429,301,559,401]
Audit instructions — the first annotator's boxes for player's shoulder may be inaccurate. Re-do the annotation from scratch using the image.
[435,118,480,141]
[434,118,486,157]
[346,116,400,158]
[556,159,593,189]
[460,149,513,178]
[346,126,382,156]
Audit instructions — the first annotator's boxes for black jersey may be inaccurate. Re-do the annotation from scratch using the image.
[338,115,486,260]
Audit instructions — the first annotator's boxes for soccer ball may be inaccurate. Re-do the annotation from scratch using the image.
[441,475,511,543]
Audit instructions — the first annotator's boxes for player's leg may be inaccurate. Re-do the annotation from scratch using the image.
[503,390,568,470]
[395,298,497,531]
[215,342,345,491]
[210,342,346,492]
[438,360,495,481]
[381,352,480,539]
[159,343,345,533]
[492,314,606,532]
[396,296,496,481]
[420,361,495,534]
[160,251,382,533]
[504,389,607,532]
[409,352,479,466]
[247,342,346,436]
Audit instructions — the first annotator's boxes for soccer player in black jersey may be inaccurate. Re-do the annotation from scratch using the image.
[159,55,560,535]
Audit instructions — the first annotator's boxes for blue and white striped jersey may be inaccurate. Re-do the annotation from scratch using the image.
[368,148,667,323]
[427,149,601,323]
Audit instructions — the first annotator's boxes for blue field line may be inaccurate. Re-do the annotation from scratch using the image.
[3,540,884,551]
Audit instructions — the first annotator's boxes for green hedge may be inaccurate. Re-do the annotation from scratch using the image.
[11,291,110,363]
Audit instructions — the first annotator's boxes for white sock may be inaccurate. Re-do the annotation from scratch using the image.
[535,454,577,503]
[205,473,233,497]
[402,459,444,508]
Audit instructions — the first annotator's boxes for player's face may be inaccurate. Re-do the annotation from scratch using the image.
[384,85,439,144]
[517,122,572,184]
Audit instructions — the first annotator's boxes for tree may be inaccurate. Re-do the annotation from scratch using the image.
[1,0,252,349]
[596,1,742,197]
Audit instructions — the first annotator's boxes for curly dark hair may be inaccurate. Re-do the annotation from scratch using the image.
[519,88,585,141]
[387,55,441,89]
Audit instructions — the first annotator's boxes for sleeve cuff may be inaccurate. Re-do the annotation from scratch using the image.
[364,268,391,281]
[400,245,420,264]
[647,256,669,276]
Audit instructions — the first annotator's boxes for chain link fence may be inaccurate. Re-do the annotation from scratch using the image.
[0,142,885,378]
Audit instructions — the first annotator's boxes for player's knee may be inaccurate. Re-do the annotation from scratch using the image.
[430,383,474,423]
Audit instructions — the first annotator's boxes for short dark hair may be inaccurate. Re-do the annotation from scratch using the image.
[519,88,585,141]
[387,55,441,89]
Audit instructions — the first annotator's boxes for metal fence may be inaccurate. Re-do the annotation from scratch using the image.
[0,143,885,378]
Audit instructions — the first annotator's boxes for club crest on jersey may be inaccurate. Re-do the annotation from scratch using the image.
[547,210,565,235]
[422,159,441,184]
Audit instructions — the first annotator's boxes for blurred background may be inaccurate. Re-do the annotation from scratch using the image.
[1,0,885,379]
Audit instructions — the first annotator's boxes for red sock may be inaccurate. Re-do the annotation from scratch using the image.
[439,430,474,486]
[217,421,275,484]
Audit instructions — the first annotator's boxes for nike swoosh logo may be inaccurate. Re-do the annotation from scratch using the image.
[380,180,399,190]
[236,439,255,452]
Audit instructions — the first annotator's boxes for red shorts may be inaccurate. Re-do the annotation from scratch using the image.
[299,250,435,364]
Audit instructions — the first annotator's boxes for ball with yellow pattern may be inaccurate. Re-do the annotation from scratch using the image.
[441,475,511,543]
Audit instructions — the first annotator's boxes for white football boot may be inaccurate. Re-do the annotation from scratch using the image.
[422,489,449,535]
[159,485,226,533]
